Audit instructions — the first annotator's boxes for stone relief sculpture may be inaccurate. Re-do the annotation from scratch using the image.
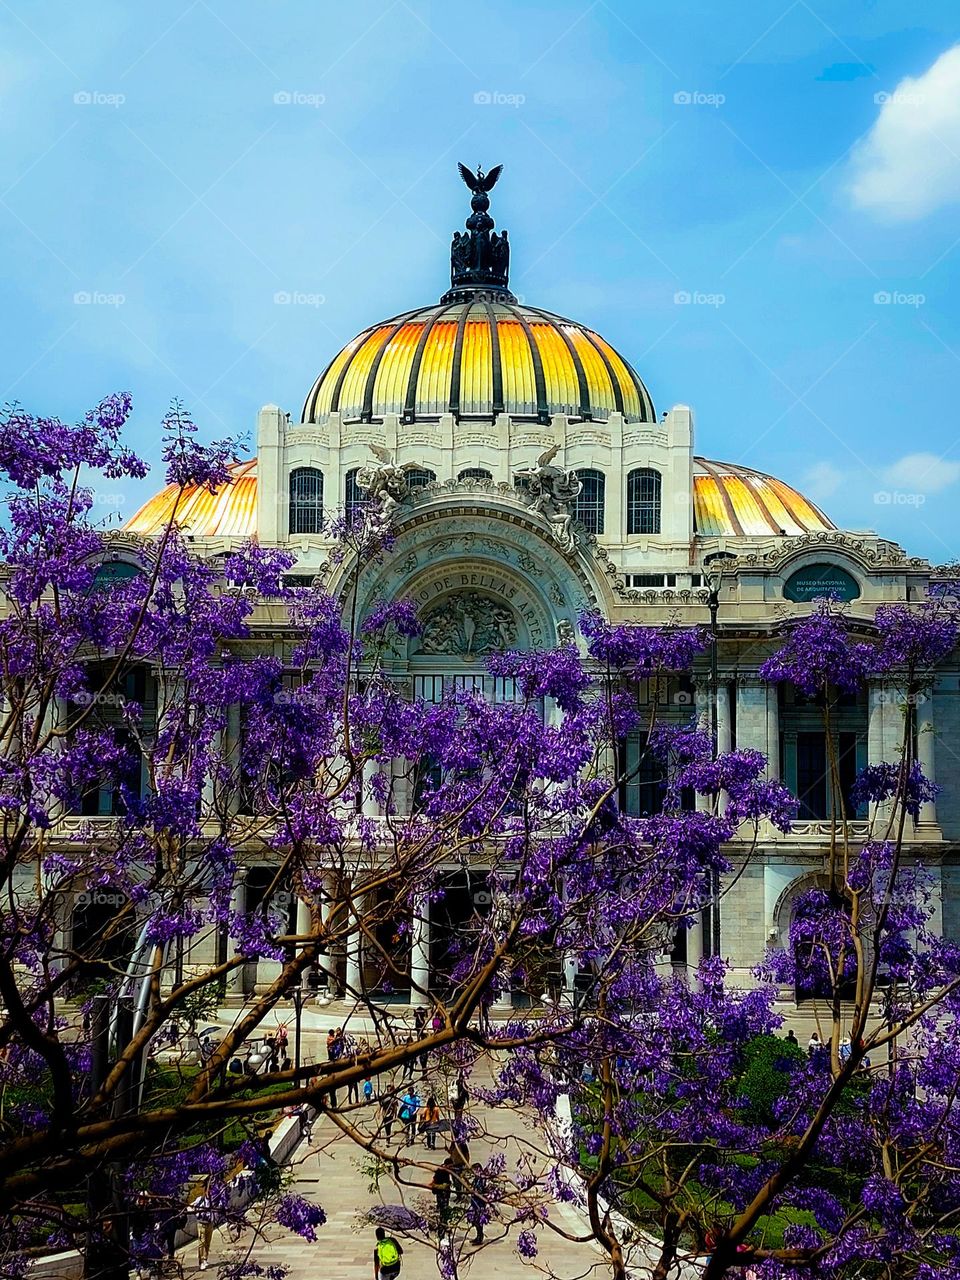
[418,592,518,655]
[555,618,575,646]
[513,445,583,554]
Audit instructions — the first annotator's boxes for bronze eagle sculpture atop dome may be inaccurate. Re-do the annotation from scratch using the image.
[458,162,503,193]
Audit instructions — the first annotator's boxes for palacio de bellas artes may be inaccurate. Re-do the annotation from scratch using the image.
[118,164,957,1000]
[8,8,960,1279]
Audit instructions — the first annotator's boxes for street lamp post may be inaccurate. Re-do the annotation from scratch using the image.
[291,986,306,1087]
[703,557,733,958]
[706,565,721,959]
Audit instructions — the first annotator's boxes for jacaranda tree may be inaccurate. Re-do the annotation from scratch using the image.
[0,396,957,1280]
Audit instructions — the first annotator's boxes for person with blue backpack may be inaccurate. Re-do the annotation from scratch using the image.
[398,1087,420,1145]
[373,1226,403,1278]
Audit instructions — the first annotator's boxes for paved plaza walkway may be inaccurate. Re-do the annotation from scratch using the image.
[197,1003,615,1279]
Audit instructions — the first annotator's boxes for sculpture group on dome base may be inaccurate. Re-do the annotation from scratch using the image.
[514,445,583,554]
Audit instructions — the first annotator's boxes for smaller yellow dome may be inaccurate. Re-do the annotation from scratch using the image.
[692,457,834,537]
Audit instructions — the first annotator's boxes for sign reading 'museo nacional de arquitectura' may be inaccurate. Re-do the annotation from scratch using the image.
[119,163,958,1001]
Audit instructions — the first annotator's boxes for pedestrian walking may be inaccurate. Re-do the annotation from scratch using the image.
[373,1225,404,1279]
[363,1076,374,1104]
[276,1022,289,1057]
[379,1093,396,1140]
[429,1158,453,1231]
[413,1006,427,1036]
[450,1072,468,1131]
[421,1094,441,1149]
[295,1100,314,1144]
[448,1135,470,1199]
[401,1034,416,1081]
[399,1087,420,1145]
[468,1163,487,1244]
[326,1029,337,1059]
[192,1180,220,1271]
[784,1029,798,1047]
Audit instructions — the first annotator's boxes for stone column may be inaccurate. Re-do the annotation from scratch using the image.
[409,894,430,1006]
[916,689,938,827]
[317,878,336,1000]
[716,679,732,756]
[363,760,384,818]
[225,702,241,815]
[296,896,313,990]
[868,681,893,824]
[717,678,732,818]
[492,892,513,1010]
[227,872,247,995]
[686,914,704,971]
[562,953,578,1003]
[735,676,779,779]
[202,720,223,809]
[345,888,363,999]
[765,684,780,780]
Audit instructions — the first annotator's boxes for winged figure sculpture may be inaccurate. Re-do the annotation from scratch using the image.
[458,162,503,193]
[355,444,409,520]
[513,445,583,554]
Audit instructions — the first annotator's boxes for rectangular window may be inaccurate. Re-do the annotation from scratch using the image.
[452,674,486,696]
[796,731,827,819]
[618,734,665,816]
[414,675,444,703]
[838,732,859,819]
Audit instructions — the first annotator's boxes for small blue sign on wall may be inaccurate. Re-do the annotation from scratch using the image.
[783,562,860,602]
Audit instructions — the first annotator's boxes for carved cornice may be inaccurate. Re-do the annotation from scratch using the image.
[712,532,929,574]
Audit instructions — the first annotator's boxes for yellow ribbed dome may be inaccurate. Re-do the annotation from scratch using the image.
[301,299,655,427]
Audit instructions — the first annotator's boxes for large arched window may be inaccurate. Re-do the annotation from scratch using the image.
[458,468,492,482]
[406,467,436,489]
[627,468,662,535]
[575,469,605,534]
[289,467,324,535]
[344,468,362,519]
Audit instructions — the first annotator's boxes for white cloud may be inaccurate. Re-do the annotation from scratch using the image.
[881,452,960,493]
[801,461,845,501]
[848,44,960,221]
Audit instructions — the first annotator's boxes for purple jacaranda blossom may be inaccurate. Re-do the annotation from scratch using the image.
[0,396,958,1280]
[276,1194,326,1240]
[360,597,421,637]
[850,760,940,818]
[760,601,873,695]
[580,609,709,673]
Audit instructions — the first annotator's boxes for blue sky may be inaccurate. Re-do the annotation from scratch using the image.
[2,1,959,561]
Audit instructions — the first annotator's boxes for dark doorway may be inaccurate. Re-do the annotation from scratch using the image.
[430,870,492,991]
[71,890,136,989]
